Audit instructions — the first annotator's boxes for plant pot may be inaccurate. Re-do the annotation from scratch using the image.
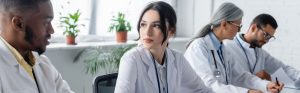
[116,31,127,43]
[66,35,76,45]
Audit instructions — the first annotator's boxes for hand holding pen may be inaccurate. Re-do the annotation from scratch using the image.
[276,77,280,92]
[267,77,284,93]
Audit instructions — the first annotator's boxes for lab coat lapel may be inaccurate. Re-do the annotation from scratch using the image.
[203,35,218,65]
[0,38,19,66]
[0,39,34,81]
[136,47,159,90]
[204,35,228,78]
[203,34,216,51]
[32,52,46,93]
[165,48,177,92]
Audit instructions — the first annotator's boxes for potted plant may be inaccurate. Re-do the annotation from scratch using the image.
[60,9,81,45]
[109,12,131,43]
[74,44,136,75]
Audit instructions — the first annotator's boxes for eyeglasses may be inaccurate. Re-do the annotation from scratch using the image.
[257,26,276,41]
[228,21,242,32]
[259,29,276,41]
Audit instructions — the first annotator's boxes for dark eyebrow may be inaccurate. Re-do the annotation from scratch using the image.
[141,20,160,24]
[153,21,160,24]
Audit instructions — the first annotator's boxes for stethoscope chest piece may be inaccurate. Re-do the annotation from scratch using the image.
[213,70,221,77]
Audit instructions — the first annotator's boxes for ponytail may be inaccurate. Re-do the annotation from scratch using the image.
[186,24,212,48]
[186,2,243,49]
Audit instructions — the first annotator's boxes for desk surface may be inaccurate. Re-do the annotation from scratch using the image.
[281,87,300,93]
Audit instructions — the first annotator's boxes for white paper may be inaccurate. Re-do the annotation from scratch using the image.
[271,68,300,89]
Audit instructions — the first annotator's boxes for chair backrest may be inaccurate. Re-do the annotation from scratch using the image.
[93,73,118,93]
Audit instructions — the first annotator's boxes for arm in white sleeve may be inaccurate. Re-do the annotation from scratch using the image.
[114,50,137,93]
[40,55,74,93]
[0,77,2,93]
[262,49,300,81]
[54,73,75,93]
[180,55,215,93]
[184,41,249,93]
[229,60,269,93]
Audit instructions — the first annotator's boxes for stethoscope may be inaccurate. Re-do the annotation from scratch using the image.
[236,35,258,74]
[211,48,229,85]
[151,51,168,93]
[208,32,229,84]
[211,50,221,77]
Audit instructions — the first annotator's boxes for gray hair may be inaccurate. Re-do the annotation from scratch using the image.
[186,2,243,48]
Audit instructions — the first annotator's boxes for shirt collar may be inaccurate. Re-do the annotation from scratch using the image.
[209,32,222,50]
[237,33,251,48]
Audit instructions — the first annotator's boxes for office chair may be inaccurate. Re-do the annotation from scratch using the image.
[93,73,118,93]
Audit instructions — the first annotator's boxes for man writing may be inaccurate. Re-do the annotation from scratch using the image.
[224,13,300,89]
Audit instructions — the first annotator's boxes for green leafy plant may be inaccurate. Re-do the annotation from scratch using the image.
[74,44,136,75]
[60,9,81,37]
[108,12,132,32]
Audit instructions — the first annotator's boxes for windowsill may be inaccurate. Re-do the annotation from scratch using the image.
[46,37,190,51]
[46,40,138,51]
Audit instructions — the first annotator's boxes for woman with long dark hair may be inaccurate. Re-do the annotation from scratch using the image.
[115,1,214,93]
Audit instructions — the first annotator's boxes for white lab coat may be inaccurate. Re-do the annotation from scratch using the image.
[115,46,214,93]
[184,33,269,93]
[0,39,74,93]
[223,34,300,81]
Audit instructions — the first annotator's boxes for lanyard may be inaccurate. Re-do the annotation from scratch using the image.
[151,51,168,93]
[236,36,258,74]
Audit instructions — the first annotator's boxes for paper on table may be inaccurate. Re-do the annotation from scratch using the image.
[295,80,300,88]
[271,67,300,89]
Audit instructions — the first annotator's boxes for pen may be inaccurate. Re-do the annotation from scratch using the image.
[276,77,280,93]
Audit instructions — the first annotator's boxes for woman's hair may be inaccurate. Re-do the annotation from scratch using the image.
[186,2,243,47]
[137,1,177,45]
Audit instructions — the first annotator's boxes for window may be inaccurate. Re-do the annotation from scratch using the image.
[95,0,176,40]
[51,0,91,36]
[51,0,176,42]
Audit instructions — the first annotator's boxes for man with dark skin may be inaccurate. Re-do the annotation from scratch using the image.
[0,0,74,93]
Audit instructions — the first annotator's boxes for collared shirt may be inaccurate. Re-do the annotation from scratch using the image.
[155,61,167,93]
[209,32,222,50]
[209,32,225,65]
[0,37,35,79]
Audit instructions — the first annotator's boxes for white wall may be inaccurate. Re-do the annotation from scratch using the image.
[176,0,212,37]
[44,49,93,93]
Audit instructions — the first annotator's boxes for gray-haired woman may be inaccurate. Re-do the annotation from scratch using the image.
[184,2,282,93]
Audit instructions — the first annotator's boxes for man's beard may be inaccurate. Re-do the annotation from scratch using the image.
[250,39,262,48]
[24,26,45,55]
